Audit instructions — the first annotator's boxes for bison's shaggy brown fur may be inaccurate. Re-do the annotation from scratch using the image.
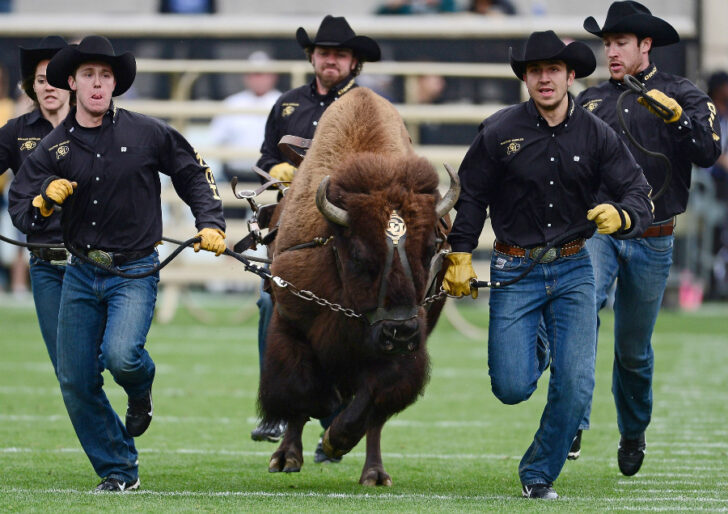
[259,87,452,486]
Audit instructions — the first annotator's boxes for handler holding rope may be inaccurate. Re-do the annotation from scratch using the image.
[443,31,653,499]
[570,1,722,474]
[8,36,226,492]
[1,36,69,372]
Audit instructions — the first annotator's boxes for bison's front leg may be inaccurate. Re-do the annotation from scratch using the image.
[321,390,373,459]
[269,416,307,473]
[359,423,392,486]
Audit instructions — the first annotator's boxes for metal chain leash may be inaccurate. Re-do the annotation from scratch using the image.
[271,276,363,319]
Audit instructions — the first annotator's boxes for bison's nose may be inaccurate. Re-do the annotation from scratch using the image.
[379,318,420,353]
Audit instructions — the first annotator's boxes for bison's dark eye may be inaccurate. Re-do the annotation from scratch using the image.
[347,240,379,278]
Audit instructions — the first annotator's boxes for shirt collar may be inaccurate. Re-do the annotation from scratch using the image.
[309,75,357,99]
[610,62,658,88]
[26,108,44,125]
[64,102,117,131]
[526,94,576,127]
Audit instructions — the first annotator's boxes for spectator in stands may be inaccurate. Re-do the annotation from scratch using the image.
[9,35,226,492]
[569,0,722,475]
[468,0,517,15]
[159,0,215,14]
[209,51,280,187]
[1,37,70,365]
[376,0,457,15]
[252,15,381,464]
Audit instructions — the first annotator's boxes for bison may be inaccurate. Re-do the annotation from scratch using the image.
[258,87,459,486]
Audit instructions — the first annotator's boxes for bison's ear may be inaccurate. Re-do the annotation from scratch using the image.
[435,164,460,218]
[316,175,350,227]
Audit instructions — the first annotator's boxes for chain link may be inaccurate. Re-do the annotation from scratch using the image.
[271,275,447,320]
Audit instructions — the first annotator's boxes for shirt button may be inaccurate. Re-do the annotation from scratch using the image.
[549,181,554,185]
[96,177,100,181]
[87,244,91,249]
[550,157,555,161]
[549,203,553,208]
[624,108,629,113]
[92,222,96,226]
[96,153,101,158]
[320,102,324,106]
[31,222,35,226]
[547,223,552,227]
[313,121,318,126]
[93,200,98,205]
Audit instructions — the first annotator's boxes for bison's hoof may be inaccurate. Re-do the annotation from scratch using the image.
[359,468,392,487]
[322,428,347,459]
[268,453,302,473]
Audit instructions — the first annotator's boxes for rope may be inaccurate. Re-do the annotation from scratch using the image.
[616,74,673,201]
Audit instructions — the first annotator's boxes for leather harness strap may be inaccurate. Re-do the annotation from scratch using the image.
[277,135,311,166]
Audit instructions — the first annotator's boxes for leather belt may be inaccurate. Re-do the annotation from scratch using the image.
[641,219,674,238]
[31,247,68,263]
[494,238,586,263]
[85,248,153,267]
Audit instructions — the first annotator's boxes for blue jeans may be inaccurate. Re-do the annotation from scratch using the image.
[488,247,596,486]
[28,255,65,374]
[586,233,673,439]
[56,253,159,482]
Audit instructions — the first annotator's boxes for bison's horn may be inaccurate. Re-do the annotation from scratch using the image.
[435,163,461,218]
[316,176,350,227]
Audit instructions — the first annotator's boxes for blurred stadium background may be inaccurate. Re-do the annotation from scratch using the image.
[1,0,727,315]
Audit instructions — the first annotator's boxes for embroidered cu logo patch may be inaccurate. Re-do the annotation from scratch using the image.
[507,142,521,155]
[584,99,602,112]
[282,105,296,117]
[55,145,69,160]
[19,140,37,151]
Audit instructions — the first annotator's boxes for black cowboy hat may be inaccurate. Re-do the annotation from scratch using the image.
[584,1,679,47]
[296,15,381,62]
[46,35,136,96]
[18,36,68,80]
[509,30,596,80]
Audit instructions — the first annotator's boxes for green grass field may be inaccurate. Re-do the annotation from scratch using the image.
[1,292,727,512]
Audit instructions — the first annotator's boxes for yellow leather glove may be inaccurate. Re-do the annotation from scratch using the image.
[637,89,682,123]
[587,204,632,234]
[269,162,296,182]
[32,195,55,217]
[45,178,77,205]
[194,227,226,256]
[443,252,478,299]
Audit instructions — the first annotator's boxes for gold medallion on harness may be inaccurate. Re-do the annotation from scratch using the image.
[385,210,407,245]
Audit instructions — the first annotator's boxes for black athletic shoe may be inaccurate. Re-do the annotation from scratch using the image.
[95,477,140,492]
[567,429,583,460]
[314,437,342,464]
[250,420,287,442]
[618,433,646,476]
[522,483,558,499]
[125,388,153,437]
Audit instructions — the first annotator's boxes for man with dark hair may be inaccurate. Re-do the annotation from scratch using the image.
[251,15,380,460]
[0,36,69,371]
[571,1,722,475]
[443,30,653,499]
[9,35,226,492]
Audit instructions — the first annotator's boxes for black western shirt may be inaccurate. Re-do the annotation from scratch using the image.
[449,96,653,253]
[0,109,62,244]
[256,76,358,172]
[576,63,722,222]
[9,104,225,253]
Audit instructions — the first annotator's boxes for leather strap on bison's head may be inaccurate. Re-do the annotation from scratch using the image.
[315,165,460,326]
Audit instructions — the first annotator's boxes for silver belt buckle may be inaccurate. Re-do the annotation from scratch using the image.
[88,249,113,266]
[530,246,558,263]
[50,249,69,267]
